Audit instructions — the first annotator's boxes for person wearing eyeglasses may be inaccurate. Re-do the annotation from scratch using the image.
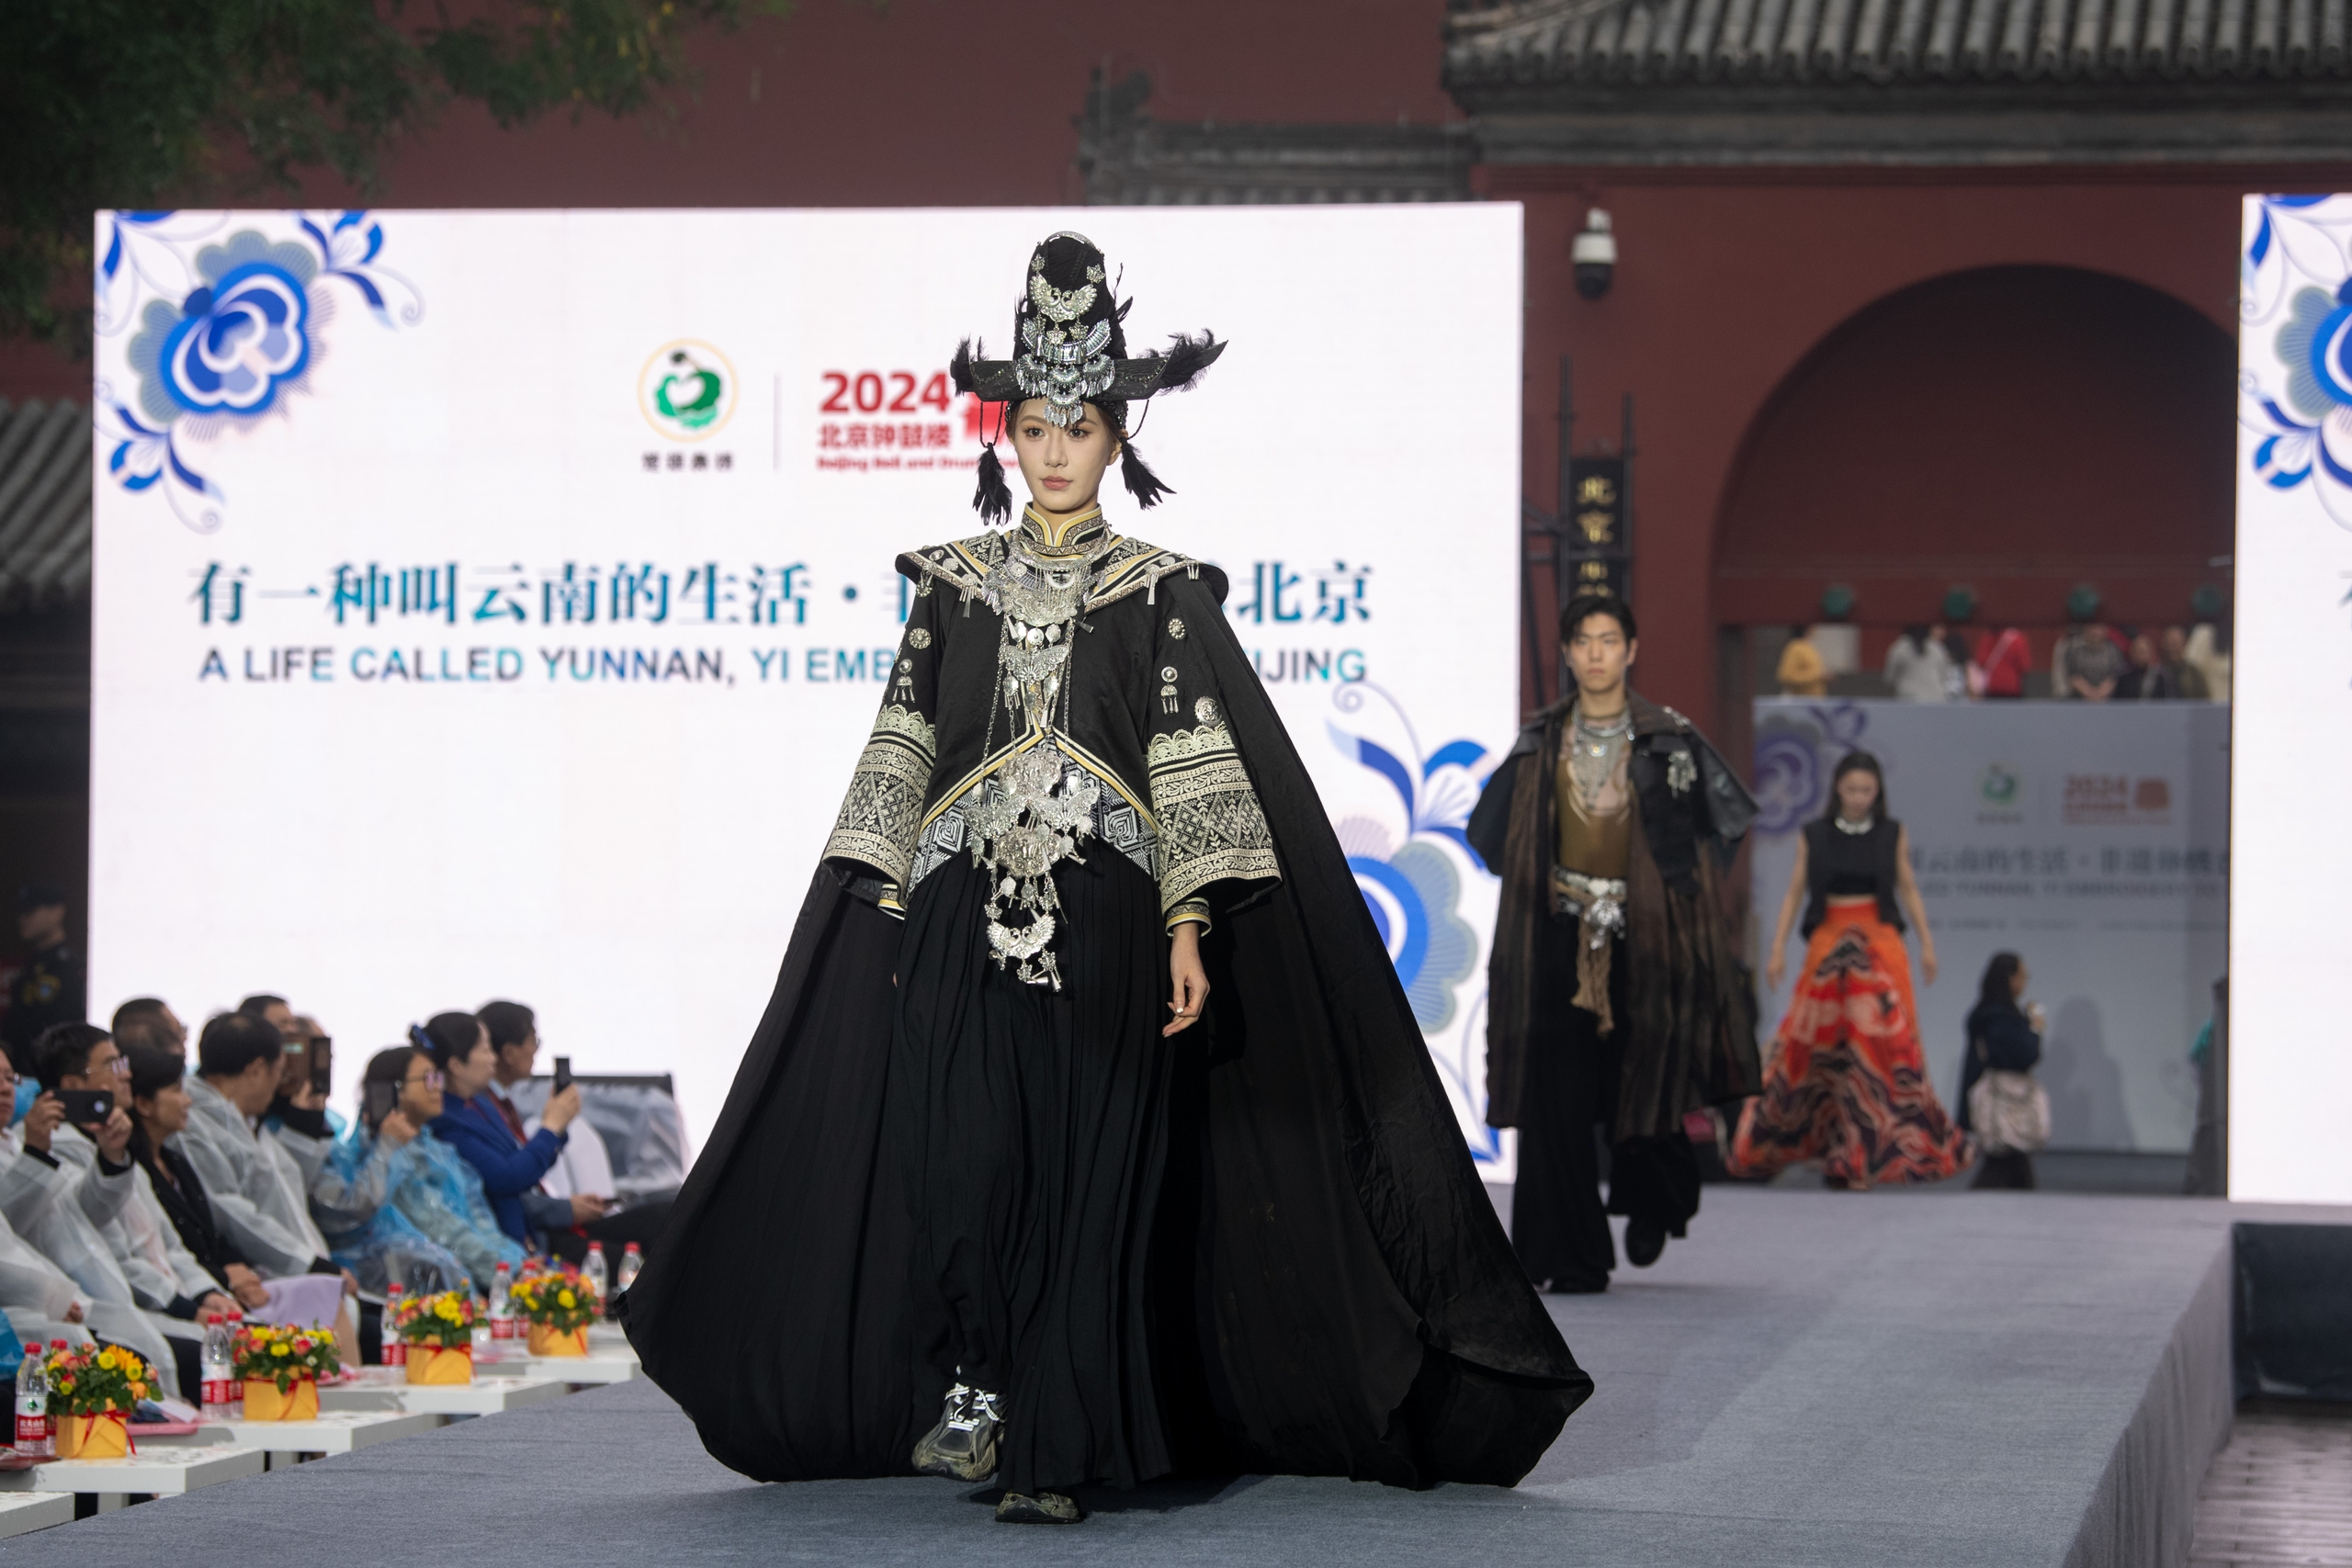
[323,1045,521,1294]
[0,1023,180,1384]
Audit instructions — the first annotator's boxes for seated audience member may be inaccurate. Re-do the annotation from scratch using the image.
[123,1045,345,1333]
[481,999,672,1265]
[326,1047,516,1292]
[111,998,187,1056]
[176,1013,348,1286]
[424,1011,599,1251]
[2160,626,2209,700]
[6,1024,187,1387]
[0,1051,102,1350]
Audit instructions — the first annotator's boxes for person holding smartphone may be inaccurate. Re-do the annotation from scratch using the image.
[0,1049,99,1351]
[1,1024,187,1389]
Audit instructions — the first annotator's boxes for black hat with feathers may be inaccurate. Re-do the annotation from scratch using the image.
[948,231,1225,524]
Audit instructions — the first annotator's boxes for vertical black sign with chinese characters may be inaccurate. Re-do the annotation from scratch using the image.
[1561,457,1629,604]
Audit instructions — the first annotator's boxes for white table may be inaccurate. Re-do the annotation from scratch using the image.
[514,1351,639,1385]
[318,1371,573,1417]
[0,1492,74,1538]
[0,1446,266,1511]
[145,1409,443,1468]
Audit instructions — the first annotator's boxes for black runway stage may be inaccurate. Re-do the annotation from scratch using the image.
[2,1185,2321,1568]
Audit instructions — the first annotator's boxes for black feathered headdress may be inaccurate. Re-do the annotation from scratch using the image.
[948,231,1225,523]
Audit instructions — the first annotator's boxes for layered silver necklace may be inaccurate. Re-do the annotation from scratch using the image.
[1568,709,1632,809]
[960,523,1121,989]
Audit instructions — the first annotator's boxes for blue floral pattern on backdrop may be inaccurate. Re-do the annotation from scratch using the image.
[2239,194,2352,529]
[1752,703,1871,837]
[1325,682,1502,1166]
[93,211,424,532]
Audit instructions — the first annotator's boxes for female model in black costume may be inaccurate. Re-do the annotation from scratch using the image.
[624,232,1591,1523]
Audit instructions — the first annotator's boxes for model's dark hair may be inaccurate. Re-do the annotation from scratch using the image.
[30,1022,108,1092]
[198,1011,282,1079]
[1977,952,2024,1012]
[361,1046,420,1133]
[478,1000,535,1052]
[417,1011,485,1073]
[1822,750,1889,828]
[1560,592,1636,645]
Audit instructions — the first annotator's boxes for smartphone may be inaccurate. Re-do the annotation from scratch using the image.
[55,1089,113,1126]
[552,1055,573,1094]
[363,1079,398,1128]
[310,1035,334,1097]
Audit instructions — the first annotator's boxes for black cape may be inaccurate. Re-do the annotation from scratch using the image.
[623,545,1591,1490]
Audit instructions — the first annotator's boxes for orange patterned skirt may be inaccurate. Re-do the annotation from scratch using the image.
[1729,897,1973,1189]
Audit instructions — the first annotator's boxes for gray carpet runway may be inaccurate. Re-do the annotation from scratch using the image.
[0,1188,2299,1567]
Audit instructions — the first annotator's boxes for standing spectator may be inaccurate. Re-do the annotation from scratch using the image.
[2183,621,2230,702]
[2055,622,2124,701]
[1883,625,1956,703]
[1973,625,2031,700]
[2159,626,2209,700]
[111,998,186,1056]
[1939,626,1976,701]
[423,1011,603,1249]
[3,886,82,1071]
[1958,953,2045,1190]
[1776,625,1828,697]
[2117,629,2176,700]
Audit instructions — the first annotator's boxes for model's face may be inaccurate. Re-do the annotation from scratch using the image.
[1836,770,1880,820]
[1563,614,1634,698]
[1009,399,1118,526]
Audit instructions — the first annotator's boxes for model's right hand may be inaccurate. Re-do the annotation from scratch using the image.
[1765,950,1785,992]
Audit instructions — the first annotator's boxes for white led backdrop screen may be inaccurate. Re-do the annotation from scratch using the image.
[87,207,1525,1170]
[2233,194,2352,1203]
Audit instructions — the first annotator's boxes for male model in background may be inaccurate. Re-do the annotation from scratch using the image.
[1469,592,1759,1292]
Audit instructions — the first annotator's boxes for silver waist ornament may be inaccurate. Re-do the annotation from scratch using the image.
[962,532,1119,988]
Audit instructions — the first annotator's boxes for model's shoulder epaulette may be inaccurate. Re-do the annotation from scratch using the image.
[897,533,1005,600]
[1083,534,1202,611]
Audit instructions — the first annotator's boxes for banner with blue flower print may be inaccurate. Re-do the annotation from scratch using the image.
[2232,192,2352,1203]
[92,210,424,532]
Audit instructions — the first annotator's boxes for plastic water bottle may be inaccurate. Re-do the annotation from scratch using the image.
[615,1241,643,1297]
[582,1243,608,1313]
[381,1285,406,1367]
[200,1314,234,1417]
[489,1261,515,1341]
[221,1315,245,1416]
[13,1347,49,1457]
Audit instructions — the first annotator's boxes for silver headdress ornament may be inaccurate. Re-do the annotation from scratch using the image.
[948,231,1227,521]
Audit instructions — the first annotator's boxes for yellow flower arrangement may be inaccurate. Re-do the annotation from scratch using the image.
[40,1342,156,1415]
[508,1267,599,1334]
[232,1322,343,1393]
[397,1289,479,1348]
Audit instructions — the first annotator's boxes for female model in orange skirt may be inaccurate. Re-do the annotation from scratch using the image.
[1730,751,1973,1188]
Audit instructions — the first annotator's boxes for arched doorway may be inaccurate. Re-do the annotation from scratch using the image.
[1713,265,2233,712]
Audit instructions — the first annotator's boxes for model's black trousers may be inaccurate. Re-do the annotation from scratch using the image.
[1510,912,1701,1292]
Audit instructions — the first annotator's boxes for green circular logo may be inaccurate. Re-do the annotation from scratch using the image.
[1978,763,2020,807]
[638,340,737,442]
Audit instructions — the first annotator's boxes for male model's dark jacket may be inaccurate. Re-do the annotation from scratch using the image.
[1467,691,1760,1137]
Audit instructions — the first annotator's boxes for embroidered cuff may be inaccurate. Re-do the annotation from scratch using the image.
[1148,719,1280,910]
[1166,899,1212,933]
[822,704,937,885]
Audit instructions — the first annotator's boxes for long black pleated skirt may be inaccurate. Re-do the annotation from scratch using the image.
[891,844,1182,1496]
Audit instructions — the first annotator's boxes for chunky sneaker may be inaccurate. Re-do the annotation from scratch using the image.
[995,1491,1085,1524]
[910,1382,1002,1482]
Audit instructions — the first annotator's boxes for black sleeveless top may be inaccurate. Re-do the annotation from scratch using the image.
[1801,815,1904,935]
